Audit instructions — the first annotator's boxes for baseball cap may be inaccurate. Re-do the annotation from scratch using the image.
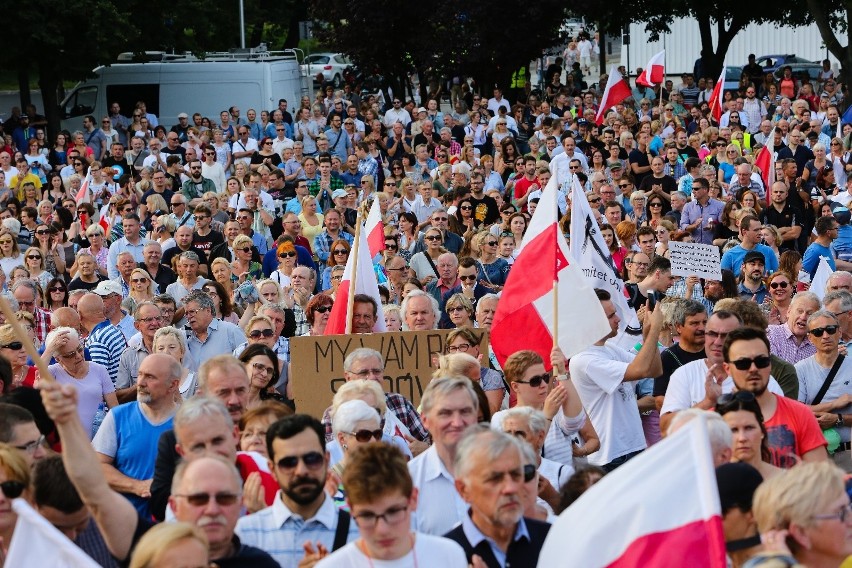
[716,462,763,513]
[416,107,427,114]
[93,281,123,297]
[833,206,851,225]
[607,161,623,171]
[331,188,348,200]
[177,112,189,119]
[577,118,589,127]
[743,251,765,265]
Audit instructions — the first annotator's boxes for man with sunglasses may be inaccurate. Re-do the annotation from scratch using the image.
[236,414,359,565]
[795,310,852,471]
[722,327,827,468]
[824,289,852,347]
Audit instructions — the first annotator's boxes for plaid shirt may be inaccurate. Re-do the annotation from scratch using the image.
[435,141,461,158]
[293,304,308,337]
[768,323,816,365]
[307,176,345,198]
[313,230,354,264]
[322,392,430,443]
[34,307,50,344]
[358,155,379,186]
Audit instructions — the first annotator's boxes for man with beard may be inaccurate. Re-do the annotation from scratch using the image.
[723,327,827,468]
[236,414,359,566]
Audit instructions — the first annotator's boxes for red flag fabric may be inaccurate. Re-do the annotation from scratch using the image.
[636,50,665,87]
[538,416,726,568]
[364,196,385,258]
[753,145,775,203]
[75,168,92,203]
[595,67,633,125]
[324,226,387,335]
[708,67,727,124]
[490,176,609,367]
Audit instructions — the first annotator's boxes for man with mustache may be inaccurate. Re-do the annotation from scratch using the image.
[236,414,359,566]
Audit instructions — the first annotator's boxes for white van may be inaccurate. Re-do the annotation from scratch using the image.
[59,48,309,133]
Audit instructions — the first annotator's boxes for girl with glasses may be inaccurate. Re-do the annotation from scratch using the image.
[45,277,68,311]
[239,342,287,411]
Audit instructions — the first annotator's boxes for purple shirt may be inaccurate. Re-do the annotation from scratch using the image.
[767,324,816,365]
[49,361,115,438]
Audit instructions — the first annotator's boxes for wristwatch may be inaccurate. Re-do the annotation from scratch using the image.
[837,414,844,427]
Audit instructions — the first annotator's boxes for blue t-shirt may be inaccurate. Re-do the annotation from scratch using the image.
[802,242,835,278]
[720,244,779,277]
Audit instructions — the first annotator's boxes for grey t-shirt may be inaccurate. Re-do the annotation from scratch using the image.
[796,354,852,442]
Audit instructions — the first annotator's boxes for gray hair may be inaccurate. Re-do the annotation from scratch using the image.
[331,399,381,437]
[420,376,478,417]
[258,302,286,319]
[172,454,242,496]
[824,290,852,312]
[790,291,821,311]
[332,379,388,416]
[174,397,234,441]
[153,293,177,307]
[667,409,732,456]
[671,191,687,201]
[292,265,316,282]
[343,348,384,373]
[11,279,38,297]
[76,251,95,264]
[133,301,160,320]
[454,425,522,482]
[153,326,187,357]
[826,271,852,291]
[672,299,707,327]
[45,326,80,346]
[183,290,214,311]
[400,290,440,331]
[67,289,86,304]
[179,251,201,264]
[807,309,839,327]
[496,406,549,437]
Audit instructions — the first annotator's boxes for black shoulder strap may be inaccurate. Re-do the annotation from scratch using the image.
[813,354,845,405]
[332,509,351,551]
[330,128,344,150]
[424,252,441,279]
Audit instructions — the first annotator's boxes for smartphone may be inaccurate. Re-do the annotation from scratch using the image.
[646,290,657,312]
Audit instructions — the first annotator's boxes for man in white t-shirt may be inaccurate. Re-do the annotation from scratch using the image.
[569,289,663,471]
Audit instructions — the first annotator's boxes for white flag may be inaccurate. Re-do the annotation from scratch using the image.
[6,499,100,567]
[811,256,833,301]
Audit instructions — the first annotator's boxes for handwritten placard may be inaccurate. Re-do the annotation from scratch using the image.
[290,330,488,418]
[668,241,722,280]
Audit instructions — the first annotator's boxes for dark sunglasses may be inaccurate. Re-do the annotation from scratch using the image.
[276,451,324,470]
[279,251,297,258]
[35,229,51,235]
[716,390,756,407]
[346,429,383,443]
[314,305,333,314]
[516,373,551,387]
[249,329,275,339]
[1,341,23,350]
[424,235,442,241]
[176,492,240,507]
[50,287,66,292]
[333,249,349,255]
[769,281,789,289]
[384,243,398,250]
[459,274,477,281]
[809,325,839,337]
[729,355,772,371]
[0,480,26,499]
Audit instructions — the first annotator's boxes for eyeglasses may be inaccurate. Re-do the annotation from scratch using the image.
[185,307,208,317]
[174,492,240,507]
[447,343,471,353]
[0,480,25,499]
[769,281,789,289]
[460,205,473,211]
[276,451,324,470]
[729,355,772,371]
[516,373,551,387]
[333,249,349,255]
[205,151,216,156]
[314,305,333,314]
[250,361,275,375]
[1,341,23,350]
[193,215,208,221]
[345,429,383,443]
[279,251,297,258]
[13,434,45,455]
[588,197,601,204]
[353,503,409,528]
[131,278,149,284]
[809,325,839,337]
[171,202,185,206]
[448,306,468,314]
[249,328,275,339]
[618,184,631,189]
[716,391,757,409]
[424,235,442,242]
[484,240,498,246]
[35,229,51,235]
[59,346,84,359]
[459,274,477,281]
[813,503,852,524]
[136,316,162,324]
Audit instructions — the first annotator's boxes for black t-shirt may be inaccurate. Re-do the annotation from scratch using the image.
[760,203,806,252]
[676,145,698,161]
[162,245,210,270]
[653,344,707,396]
[68,276,104,292]
[141,188,174,211]
[628,148,652,186]
[160,145,186,163]
[638,175,678,214]
[469,194,500,227]
[192,229,225,257]
[138,262,176,294]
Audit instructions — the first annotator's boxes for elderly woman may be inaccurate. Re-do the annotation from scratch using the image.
[230,234,263,283]
[383,303,403,331]
[238,400,293,458]
[0,444,31,548]
[443,292,475,329]
[129,522,210,568]
[210,257,235,300]
[78,224,109,278]
[304,294,334,336]
[152,326,195,398]
[329,399,384,507]
[0,324,37,390]
[41,326,118,437]
[238,343,286,411]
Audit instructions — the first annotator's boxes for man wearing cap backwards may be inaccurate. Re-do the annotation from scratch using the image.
[77,291,128,386]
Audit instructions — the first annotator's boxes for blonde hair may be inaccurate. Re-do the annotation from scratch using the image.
[433,352,479,379]
[332,379,388,417]
[246,315,274,333]
[153,326,187,358]
[129,268,156,297]
[0,442,30,487]
[232,234,253,250]
[128,522,209,568]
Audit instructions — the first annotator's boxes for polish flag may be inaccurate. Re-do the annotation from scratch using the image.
[490,175,609,367]
[595,67,634,125]
[753,144,775,203]
[538,415,726,568]
[636,50,665,87]
[708,66,727,123]
[324,225,387,335]
[75,167,92,203]
[365,195,385,258]
[6,500,99,567]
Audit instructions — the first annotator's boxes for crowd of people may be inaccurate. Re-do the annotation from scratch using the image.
[0,49,850,567]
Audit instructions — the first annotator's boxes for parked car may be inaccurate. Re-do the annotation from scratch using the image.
[723,66,744,93]
[755,54,818,74]
[773,64,822,84]
[301,53,351,87]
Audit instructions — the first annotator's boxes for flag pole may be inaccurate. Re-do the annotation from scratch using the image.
[552,176,561,376]
[344,207,364,334]
[0,295,53,382]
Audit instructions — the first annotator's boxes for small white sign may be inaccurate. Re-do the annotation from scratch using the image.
[669,241,722,280]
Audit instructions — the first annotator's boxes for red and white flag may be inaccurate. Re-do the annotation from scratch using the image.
[365,195,385,258]
[538,415,726,568]
[595,67,633,125]
[324,226,387,335]
[636,50,665,87]
[75,167,92,203]
[708,66,727,123]
[753,144,775,202]
[490,175,609,367]
[6,500,99,567]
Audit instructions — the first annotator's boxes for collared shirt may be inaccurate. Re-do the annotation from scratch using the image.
[107,237,152,279]
[235,492,359,568]
[314,230,354,264]
[86,319,128,386]
[116,336,150,389]
[357,155,379,186]
[185,318,247,372]
[233,336,290,362]
[737,281,769,303]
[728,178,766,199]
[768,323,816,365]
[33,306,50,344]
[408,446,468,536]
[680,198,725,244]
[461,511,530,568]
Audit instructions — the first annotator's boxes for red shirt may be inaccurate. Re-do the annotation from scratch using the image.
[513,176,539,207]
[765,394,827,468]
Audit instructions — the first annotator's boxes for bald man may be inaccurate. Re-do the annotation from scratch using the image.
[77,293,127,386]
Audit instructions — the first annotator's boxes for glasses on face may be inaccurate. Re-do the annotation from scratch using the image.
[649,202,662,208]
[333,249,349,255]
[59,345,84,359]
[729,355,772,371]
[171,202,185,207]
[175,492,240,507]
[136,316,162,324]
[769,281,789,290]
[813,503,852,524]
[185,307,208,317]
[809,325,839,337]
[345,428,383,443]
[588,197,601,204]
[384,243,398,251]
[279,251,297,258]
[0,480,25,499]
[250,361,275,375]
[716,391,757,409]
[424,235,442,242]
[276,451,324,470]
[50,287,65,293]
[447,342,471,353]
[236,247,252,253]
[26,254,42,260]
[353,503,409,529]
[249,328,275,339]
[516,373,551,387]
[313,305,333,315]
[618,184,631,189]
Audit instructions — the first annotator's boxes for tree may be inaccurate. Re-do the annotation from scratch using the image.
[805,0,851,81]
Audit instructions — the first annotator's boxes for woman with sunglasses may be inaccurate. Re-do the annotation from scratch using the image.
[23,245,51,290]
[45,277,68,311]
[328,398,384,506]
[128,268,156,305]
[270,239,298,287]
[0,324,37,390]
[0,228,23,277]
[239,342,286,412]
[0,443,31,549]
[653,220,676,259]
[249,137,282,172]
[474,231,509,289]
[152,326,196,398]
[229,234,263,284]
[643,195,667,230]
[444,293,475,329]
[302,294,333,336]
[408,227,446,285]
[322,239,350,291]
[202,280,240,325]
[716,391,782,481]
[764,271,795,326]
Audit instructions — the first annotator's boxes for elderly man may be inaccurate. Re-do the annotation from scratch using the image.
[92,353,180,517]
[11,279,51,342]
[767,292,821,365]
[78,292,127,386]
[425,252,460,305]
[112,251,137,299]
[184,290,246,371]
[401,290,440,331]
[321,348,430,450]
[115,301,162,403]
[351,293,379,334]
[236,415,359,565]
[795,310,852,471]
[408,376,478,536]
[0,403,48,466]
[824,290,852,347]
[165,251,208,304]
[412,209,463,254]
[107,214,150,280]
[826,271,852,293]
[727,162,765,199]
[139,241,176,294]
[41,378,278,566]
[289,265,316,336]
[444,426,550,567]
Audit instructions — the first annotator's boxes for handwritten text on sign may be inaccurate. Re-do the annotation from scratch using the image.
[290,330,488,419]
[669,241,722,280]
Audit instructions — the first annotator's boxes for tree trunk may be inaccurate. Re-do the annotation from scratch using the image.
[598,21,607,74]
[38,64,61,140]
[17,67,31,110]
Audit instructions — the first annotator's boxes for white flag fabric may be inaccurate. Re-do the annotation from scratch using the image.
[811,256,833,301]
[6,499,100,567]
[538,416,726,567]
[569,176,641,333]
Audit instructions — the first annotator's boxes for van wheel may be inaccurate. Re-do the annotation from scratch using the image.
[333,74,342,88]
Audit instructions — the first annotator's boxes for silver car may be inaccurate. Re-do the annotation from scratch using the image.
[301,52,350,87]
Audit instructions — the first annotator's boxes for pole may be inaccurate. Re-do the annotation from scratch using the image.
[238,0,246,49]
[344,209,364,334]
[659,34,666,120]
[552,174,560,376]
[0,296,52,382]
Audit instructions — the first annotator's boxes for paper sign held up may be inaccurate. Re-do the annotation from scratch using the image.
[668,241,722,280]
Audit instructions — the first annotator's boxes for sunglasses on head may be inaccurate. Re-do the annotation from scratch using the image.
[0,480,26,499]
[346,429,383,443]
[729,355,772,371]
[249,328,275,339]
[276,451,324,470]
[809,325,839,337]
[516,373,551,387]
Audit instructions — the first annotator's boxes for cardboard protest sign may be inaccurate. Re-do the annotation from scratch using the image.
[290,329,488,418]
[668,241,722,280]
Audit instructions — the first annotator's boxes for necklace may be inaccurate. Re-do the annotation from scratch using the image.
[359,533,418,567]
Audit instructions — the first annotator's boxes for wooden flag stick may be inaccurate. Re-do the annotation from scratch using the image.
[0,295,53,382]
[344,208,364,335]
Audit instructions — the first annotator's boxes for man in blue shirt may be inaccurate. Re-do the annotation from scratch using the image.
[803,215,852,278]
[721,215,779,277]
